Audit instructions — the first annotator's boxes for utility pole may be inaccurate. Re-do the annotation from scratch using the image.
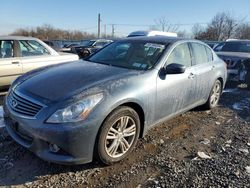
[104,24,107,38]
[112,24,115,38]
[98,13,101,38]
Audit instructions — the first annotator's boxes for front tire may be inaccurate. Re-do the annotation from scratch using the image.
[97,106,140,165]
[245,71,250,90]
[203,80,222,110]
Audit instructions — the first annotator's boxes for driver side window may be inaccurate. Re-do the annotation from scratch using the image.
[166,43,192,67]
[19,40,50,57]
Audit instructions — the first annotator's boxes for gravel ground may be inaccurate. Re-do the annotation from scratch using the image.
[0,84,249,187]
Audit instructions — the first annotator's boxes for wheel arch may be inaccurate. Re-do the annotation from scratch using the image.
[217,77,224,91]
[93,101,146,161]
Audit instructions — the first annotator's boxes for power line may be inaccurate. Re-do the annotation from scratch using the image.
[81,26,97,30]
[105,22,208,27]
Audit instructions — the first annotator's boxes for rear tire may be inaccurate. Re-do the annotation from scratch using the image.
[97,106,140,165]
[203,80,222,110]
[237,63,247,83]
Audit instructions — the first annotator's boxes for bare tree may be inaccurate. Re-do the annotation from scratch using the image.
[11,24,96,40]
[149,25,158,31]
[154,16,179,32]
[192,24,205,39]
[177,30,190,38]
[210,12,241,40]
[193,12,243,41]
[235,23,250,39]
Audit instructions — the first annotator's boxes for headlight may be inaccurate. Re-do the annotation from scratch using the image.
[47,93,103,123]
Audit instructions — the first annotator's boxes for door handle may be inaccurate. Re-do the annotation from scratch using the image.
[12,61,20,64]
[188,73,195,79]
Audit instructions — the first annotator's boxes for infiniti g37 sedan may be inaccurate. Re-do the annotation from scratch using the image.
[3,36,227,165]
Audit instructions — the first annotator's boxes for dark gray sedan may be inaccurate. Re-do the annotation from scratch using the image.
[3,36,227,165]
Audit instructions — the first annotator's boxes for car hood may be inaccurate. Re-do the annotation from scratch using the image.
[16,60,138,102]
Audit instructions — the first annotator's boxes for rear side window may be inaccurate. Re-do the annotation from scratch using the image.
[0,40,14,58]
[205,46,213,62]
[191,43,208,65]
[95,41,109,47]
[166,43,192,67]
[19,40,50,57]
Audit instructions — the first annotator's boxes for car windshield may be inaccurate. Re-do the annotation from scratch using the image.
[213,42,225,52]
[86,40,96,46]
[221,42,250,53]
[88,41,167,70]
[80,40,91,46]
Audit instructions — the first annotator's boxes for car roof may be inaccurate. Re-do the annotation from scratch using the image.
[0,35,39,40]
[127,30,178,37]
[118,36,194,45]
[225,40,250,43]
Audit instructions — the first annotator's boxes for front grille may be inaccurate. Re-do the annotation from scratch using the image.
[8,91,43,118]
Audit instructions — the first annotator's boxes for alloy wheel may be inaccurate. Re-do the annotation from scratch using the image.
[210,81,221,106]
[105,116,136,158]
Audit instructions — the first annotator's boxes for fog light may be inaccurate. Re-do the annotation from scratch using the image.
[49,143,60,153]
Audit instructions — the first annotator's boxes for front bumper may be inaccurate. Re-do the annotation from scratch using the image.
[3,98,102,165]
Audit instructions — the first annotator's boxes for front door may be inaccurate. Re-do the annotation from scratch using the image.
[155,42,197,121]
[17,40,53,73]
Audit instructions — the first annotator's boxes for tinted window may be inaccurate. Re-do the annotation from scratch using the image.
[81,40,90,46]
[0,40,14,58]
[167,43,191,67]
[221,42,250,53]
[213,42,225,52]
[95,41,109,47]
[191,43,208,65]
[89,41,166,70]
[205,46,213,62]
[19,40,50,57]
[87,40,96,46]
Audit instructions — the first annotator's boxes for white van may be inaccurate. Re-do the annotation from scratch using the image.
[127,30,178,37]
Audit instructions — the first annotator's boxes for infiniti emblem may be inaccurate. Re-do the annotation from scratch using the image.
[12,99,18,107]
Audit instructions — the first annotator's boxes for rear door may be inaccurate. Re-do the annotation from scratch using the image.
[0,40,22,88]
[189,42,215,101]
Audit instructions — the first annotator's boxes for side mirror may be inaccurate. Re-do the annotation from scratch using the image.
[161,63,186,75]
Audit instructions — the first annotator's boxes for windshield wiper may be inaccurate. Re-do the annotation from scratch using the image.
[90,60,113,67]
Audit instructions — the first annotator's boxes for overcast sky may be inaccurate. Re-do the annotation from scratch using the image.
[0,0,249,36]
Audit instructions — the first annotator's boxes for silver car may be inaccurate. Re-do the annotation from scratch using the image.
[3,36,227,165]
[0,36,79,90]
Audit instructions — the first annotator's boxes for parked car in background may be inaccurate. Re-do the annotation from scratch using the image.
[216,40,250,84]
[59,43,80,52]
[60,39,113,58]
[202,40,221,49]
[43,40,61,51]
[4,36,227,165]
[213,42,226,52]
[0,36,79,90]
[127,30,178,37]
[61,40,91,57]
